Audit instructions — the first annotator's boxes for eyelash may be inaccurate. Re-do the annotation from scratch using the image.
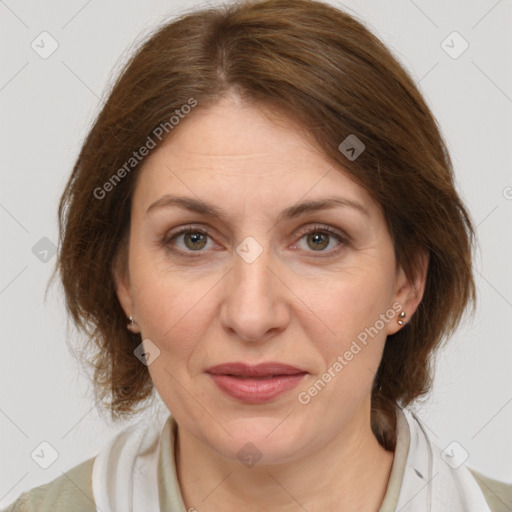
[162,223,348,258]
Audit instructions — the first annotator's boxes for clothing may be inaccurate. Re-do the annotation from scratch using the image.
[2,404,511,512]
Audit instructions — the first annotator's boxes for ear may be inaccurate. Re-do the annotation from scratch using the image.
[112,251,134,321]
[386,250,429,336]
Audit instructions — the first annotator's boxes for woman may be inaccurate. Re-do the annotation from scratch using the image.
[3,0,510,511]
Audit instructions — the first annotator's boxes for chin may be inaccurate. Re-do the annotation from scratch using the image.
[200,416,309,466]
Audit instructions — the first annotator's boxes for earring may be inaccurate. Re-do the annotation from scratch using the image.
[127,315,140,333]
[397,311,406,326]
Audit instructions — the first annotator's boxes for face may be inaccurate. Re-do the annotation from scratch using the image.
[115,94,424,464]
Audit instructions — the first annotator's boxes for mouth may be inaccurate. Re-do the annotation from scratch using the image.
[205,362,308,403]
[206,361,307,377]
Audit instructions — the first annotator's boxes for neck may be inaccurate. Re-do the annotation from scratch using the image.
[175,400,395,512]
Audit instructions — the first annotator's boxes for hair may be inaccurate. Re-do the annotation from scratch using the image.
[52,0,476,450]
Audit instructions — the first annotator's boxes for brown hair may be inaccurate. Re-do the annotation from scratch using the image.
[52,0,476,450]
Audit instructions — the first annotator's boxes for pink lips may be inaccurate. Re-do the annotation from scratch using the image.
[206,362,307,403]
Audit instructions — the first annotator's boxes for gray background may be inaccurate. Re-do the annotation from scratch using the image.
[1,0,511,505]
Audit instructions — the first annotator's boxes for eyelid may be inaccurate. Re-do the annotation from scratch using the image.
[162,224,212,246]
[291,223,349,256]
[294,223,348,242]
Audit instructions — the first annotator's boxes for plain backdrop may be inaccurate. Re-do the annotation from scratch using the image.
[1,0,511,506]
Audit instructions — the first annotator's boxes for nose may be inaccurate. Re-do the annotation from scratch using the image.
[219,243,290,344]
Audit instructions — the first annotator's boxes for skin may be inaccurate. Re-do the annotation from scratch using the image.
[115,92,428,512]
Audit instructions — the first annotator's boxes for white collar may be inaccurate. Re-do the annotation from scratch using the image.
[394,405,490,511]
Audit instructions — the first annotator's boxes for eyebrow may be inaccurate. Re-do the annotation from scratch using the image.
[145,194,369,222]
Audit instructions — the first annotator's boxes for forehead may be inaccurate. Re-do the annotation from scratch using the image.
[154,97,326,172]
[132,97,378,219]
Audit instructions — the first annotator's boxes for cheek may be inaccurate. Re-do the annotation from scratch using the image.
[299,270,395,407]
[130,258,220,361]
[132,272,217,414]
[307,269,393,344]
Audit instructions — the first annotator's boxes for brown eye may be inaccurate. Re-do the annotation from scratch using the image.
[182,231,208,250]
[163,226,213,254]
[306,232,330,251]
[295,224,348,257]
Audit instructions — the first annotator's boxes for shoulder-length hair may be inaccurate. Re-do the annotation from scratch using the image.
[53,0,475,450]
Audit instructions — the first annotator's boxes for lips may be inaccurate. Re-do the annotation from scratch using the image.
[206,362,307,378]
[206,362,307,403]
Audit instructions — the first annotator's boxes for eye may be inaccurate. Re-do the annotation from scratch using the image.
[294,224,348,256]
[163,225,215,254]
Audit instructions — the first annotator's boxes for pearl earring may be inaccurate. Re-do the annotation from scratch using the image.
[397,311,406,326]
[127,315,139,333]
